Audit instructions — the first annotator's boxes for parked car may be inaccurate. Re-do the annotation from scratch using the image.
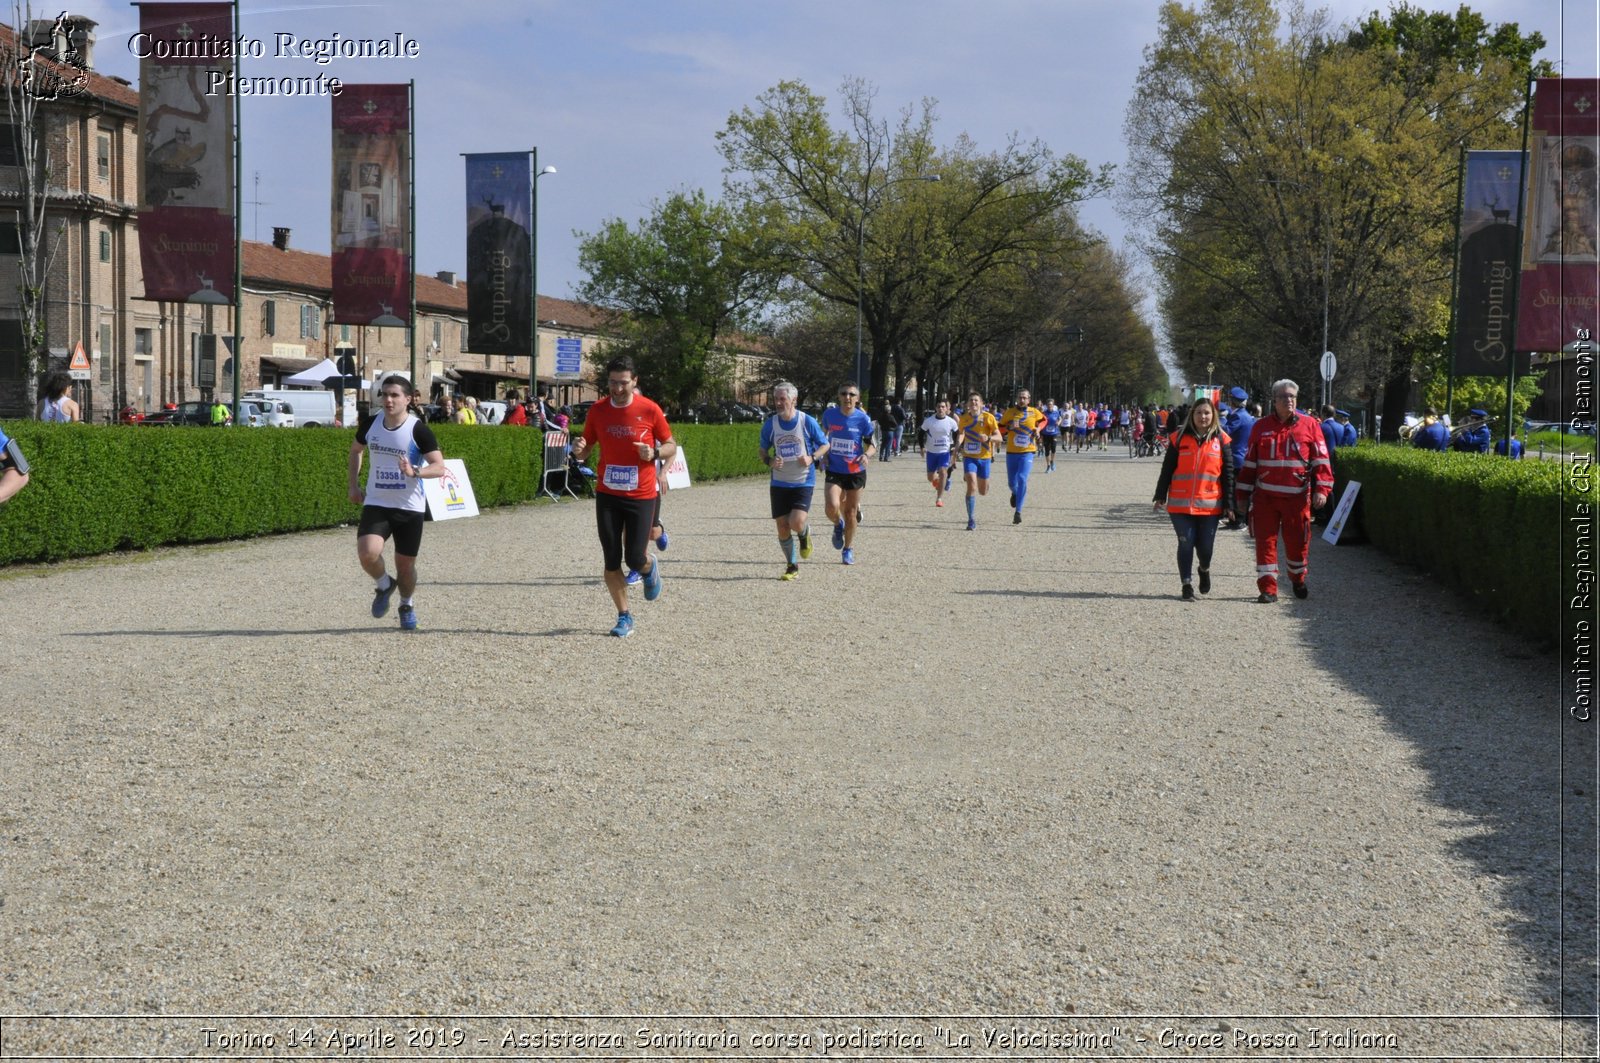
[476,399,508,425]
[1525,419,1595,436]
[241,399,294,428]
[243,388,338,428]
[137,401,215,426]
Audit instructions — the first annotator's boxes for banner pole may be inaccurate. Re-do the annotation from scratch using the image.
[1505,75,1534,455]
[231,0,242,425]
[537,151,544,408]
[408,79,417,388]
[1444,143,1465,423]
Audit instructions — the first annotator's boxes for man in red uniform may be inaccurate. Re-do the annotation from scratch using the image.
[572,356,677,637]
[1234,378,1332,602]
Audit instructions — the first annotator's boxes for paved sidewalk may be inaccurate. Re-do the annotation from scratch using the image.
[0,446,1591,1057]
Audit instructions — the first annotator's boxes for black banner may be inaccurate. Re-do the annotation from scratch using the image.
[1455,150,1528,375]
[464,152,531,355]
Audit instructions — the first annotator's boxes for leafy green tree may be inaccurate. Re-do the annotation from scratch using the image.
[1123,0,1542,437]
[576,189,778,412]
[718,79,1108,402]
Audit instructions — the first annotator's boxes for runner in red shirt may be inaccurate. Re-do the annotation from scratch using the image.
[572,356,677,637]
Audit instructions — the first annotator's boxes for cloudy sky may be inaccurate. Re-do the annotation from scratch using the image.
[67,0,1600,322]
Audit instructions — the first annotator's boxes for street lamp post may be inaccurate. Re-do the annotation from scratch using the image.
[855,171,939,398]
[1207,361,1214,390]
[529,148,557,404]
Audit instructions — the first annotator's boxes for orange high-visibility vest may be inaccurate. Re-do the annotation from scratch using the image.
[1165,432,1230,515]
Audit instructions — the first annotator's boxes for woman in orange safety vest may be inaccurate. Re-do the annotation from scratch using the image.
[1152,397,1237,601]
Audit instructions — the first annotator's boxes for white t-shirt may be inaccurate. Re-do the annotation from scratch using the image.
[921,414,960,453]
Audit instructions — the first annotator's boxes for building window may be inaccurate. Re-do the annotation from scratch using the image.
[0,319,22,379]
[299,303,321,339]
[96,134,109,179]
[459,323,467,353]
[99,230,110,262]
[98,323,111,382]
[0,125,19,167]
[262,301,275,336]
[0,222,19,255]
[340,323,350,342]
[432,320,441,347]
[134,328,151,356]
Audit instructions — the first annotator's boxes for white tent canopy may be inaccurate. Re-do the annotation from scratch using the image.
[281,358,368,388]
[281,358,337,386]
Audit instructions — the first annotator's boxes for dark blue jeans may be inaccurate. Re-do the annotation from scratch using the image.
[1168,511,1220,582]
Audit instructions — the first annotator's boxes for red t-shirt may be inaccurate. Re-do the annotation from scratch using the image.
[581,394,672,499]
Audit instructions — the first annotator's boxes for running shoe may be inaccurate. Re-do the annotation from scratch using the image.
[1256,591,1278,604]
[856,506,864,524]
[609,612,635,637]
[1292,580,1309,599]
[966,518,976,531]
[371,579,395,619]
[935,498,944,507]
[944,471,953,490]
[643,557,663,601]
[832,520,845,550]
[780,563,799,581]
[626,569,642,586]
[799,532,813,559]
[1181,584,1195,601]
[1009,491,1017,509]
[1198,569,1211,595]
[1013,510,1022,524]
[841,547,855,565]
[398,603,418,631]
[655,529,669,551]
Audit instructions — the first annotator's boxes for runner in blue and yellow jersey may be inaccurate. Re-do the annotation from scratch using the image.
[999,388,1046,524]
[956,391,1003,531]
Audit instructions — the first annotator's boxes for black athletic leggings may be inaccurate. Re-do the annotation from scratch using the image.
[595,492,656,572]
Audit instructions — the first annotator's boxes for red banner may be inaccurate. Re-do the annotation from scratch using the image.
[331,85,411,326]
[136,3,235,303]
[1516,78,1600,353]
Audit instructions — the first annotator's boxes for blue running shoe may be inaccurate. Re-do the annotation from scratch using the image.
[371,578,395,619]
[841,547,855,565]
[831,520,845,550]
[655,529,669,551]
[643,556,663,601]
[966,519,976,531]
[609,612,634,637]
[398,603,418,631]
[625,569,642,586]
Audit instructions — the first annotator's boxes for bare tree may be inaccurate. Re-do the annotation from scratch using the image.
[1,5,78,414]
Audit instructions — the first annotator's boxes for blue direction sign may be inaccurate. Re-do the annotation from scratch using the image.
[554,337,584,378]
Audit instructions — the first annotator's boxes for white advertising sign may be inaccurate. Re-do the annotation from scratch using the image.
[423,459,480,520]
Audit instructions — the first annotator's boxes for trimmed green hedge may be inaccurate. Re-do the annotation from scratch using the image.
[0,422,766,565]
[1334,442,1592,646]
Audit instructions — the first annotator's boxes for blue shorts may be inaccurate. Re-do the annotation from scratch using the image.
[926,451,952,473]
[1074,426,1087,437]
[963,457,991,479]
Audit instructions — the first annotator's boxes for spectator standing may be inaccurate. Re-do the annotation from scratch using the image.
[1153,397,1236,601]
[37,373,79,423]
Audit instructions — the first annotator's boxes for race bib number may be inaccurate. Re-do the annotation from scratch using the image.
[1012,431,1032,448]
[373,467,406,492]
[777,439,802,460]
[964,438,983,455]
[604,464,640,492]
[830,435,859,457]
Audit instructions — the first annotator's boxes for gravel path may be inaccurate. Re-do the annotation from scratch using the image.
[0,445,1592,1058]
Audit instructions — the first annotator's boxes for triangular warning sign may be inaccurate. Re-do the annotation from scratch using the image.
[68,342,90,371]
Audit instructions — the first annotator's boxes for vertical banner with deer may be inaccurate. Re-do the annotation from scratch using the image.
[464,152,531,355]
[331,84,411,326]
[1516,78,1600,354]
[135,2,235,303]
[1454,150,1526,375]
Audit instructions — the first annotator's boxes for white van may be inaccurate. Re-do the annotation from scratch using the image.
[245,388,338,428]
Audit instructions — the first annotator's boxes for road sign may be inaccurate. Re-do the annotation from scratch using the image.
[67,341,91,381]
[1320,350,1337,382]
[554,336,583,378]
